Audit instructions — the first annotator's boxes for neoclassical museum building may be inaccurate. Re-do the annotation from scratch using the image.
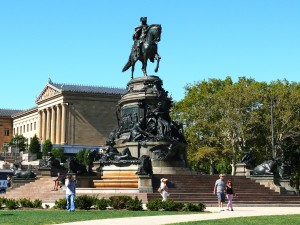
[0,79,126,153]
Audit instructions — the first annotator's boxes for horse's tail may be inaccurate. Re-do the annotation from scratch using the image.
[122,58,132,72]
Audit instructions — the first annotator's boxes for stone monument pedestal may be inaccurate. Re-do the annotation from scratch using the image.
[250,175,285,193]
[138,174,153,193]
[235,163,247,176]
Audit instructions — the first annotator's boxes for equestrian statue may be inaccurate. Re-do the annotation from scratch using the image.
[122,17,162,78]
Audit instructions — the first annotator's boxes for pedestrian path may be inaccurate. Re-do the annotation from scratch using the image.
[55,207,300,225]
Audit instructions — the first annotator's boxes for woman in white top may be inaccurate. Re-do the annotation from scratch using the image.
[160,178,170,201]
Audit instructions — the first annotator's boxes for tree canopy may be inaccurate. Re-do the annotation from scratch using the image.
[172,77,300,176]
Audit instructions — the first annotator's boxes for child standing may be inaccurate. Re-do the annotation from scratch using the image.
[225,179,235,211]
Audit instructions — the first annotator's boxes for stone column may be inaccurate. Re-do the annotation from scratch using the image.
[51,106,56,144]
[41,109,46,142]
[56,104,61,144]
[38,110,43,141]
[61,103,67,144]
[46,108,51,140]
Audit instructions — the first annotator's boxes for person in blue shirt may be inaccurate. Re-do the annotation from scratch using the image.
[65,175,76,212]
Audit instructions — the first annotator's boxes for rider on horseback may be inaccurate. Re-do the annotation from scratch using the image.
[133,17,150,58]
[122,17,161,78]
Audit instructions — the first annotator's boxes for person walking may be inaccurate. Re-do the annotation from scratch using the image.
[213,174,225,211]
[6,175,12,188]
[65,175,76,212]
[160,178,170,201]
[225,179,235,211]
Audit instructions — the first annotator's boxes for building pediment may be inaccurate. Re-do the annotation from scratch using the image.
[36,85,61,102]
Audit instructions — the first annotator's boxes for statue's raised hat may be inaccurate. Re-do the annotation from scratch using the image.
[140,17,147,22]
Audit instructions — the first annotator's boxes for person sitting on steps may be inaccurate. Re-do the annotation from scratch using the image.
[52,172,64,191]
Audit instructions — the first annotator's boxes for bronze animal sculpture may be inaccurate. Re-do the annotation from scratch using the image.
[13,170,36,179]
[252,159,277,176]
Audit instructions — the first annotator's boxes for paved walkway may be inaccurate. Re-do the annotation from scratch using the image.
[55,207,300,225]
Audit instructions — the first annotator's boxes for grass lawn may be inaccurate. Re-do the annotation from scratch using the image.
[0,210,199,225]
[169,214,300,225]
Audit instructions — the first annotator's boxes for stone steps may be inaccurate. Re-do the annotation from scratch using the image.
[148,174,300,206]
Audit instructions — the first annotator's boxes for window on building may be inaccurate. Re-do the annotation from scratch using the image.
[14,128,16,135]
[27,124,29,132]
[23,125,25,133]
[20,126,22,134]
[16,127,19,134]
[4,128,9,136]
[31,123,33,131]
[34,122,36,130]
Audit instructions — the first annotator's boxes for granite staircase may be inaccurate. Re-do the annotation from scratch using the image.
[4,174,300,207]
[147,174,300,207]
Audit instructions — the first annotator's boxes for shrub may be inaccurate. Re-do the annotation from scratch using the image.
[182,202,200,212]
[42,139,53,156]
[29,134,40,154]
[146,198,164,211]
[33,199,43,208]
[19,198,34,208]
[94,198,110,210]
[163,200,184,211]
[76,195,97,210]
[54,198,67,209]
[198,202,206,212]
[126,196,143,211]
[0,197,6,208]
[52,147,65,161]
[109,195,133,209]
[5,198,19,210]
[76,149,85,164]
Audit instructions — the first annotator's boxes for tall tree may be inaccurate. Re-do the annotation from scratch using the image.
[217,77,268,174]
[42,139,53,156]
[29,134,40,154]
[9,134,27,152]
[172,78,230,174]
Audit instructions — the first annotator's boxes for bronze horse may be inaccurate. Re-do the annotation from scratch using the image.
[122,24,162,78]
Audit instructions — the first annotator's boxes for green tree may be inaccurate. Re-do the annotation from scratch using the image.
[9,134,27,152]
[172,78,227,174]
[52,146,65,162]
[28,134,40,154]
[172,77,271,174]
[217,77,268,174]
[76,149,85,164]
[42,139,53,156]
[83,149,91,165]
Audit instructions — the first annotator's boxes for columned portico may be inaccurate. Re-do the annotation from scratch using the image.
[37,103,68,145]
[33,81,124,147]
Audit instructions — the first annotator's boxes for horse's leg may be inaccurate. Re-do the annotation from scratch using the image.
[131,62,135,79]
[154,54,161,73]
[131,57,139,79]
[142,59,148,76]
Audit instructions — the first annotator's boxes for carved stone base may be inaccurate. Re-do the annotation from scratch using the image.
[138,175,153,193]
[235,163,247,176]
[250,175,285,193]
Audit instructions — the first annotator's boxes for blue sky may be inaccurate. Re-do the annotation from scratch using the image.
[1,1,300,110]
